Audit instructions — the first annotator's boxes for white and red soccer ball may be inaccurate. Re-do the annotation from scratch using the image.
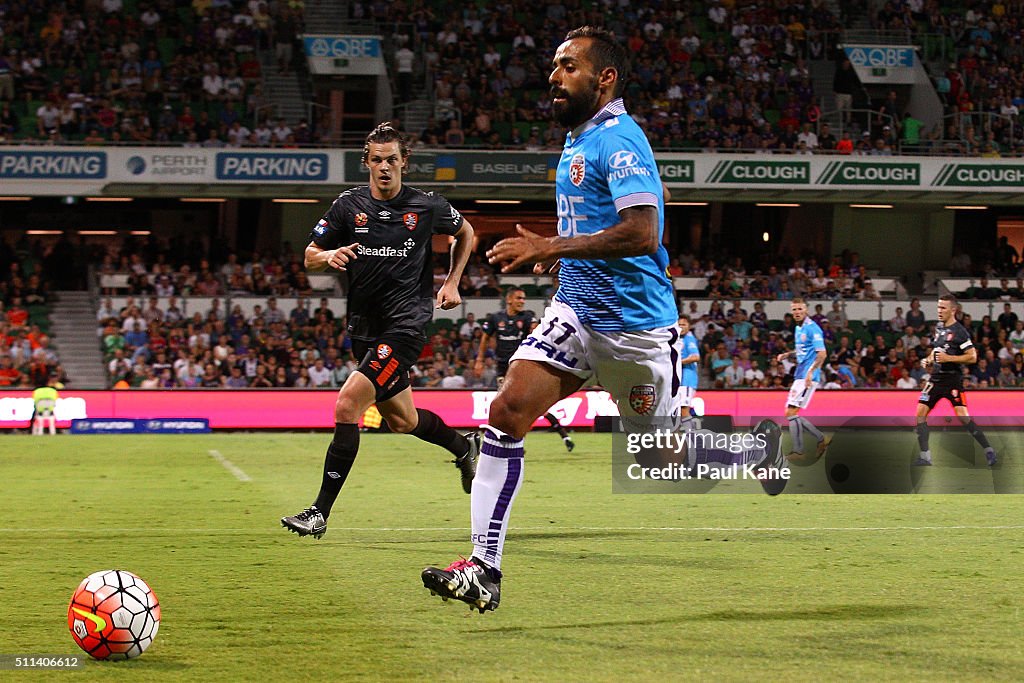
[68,570,160,660]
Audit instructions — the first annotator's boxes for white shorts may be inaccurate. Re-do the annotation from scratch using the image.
[677,385,697,410]
[786,378,817,409]
[509,299,679,427]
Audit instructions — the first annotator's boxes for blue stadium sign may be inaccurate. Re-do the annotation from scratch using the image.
[844,46,914,68]
[0,151,106,179]
[303,35,381,58]
[215,152,329,181]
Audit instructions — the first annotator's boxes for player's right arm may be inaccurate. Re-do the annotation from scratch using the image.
[474,330,491,374]
[305,197,359,272]
[488,208,658,272]
[304,241,360,272]
[681,336,700,366]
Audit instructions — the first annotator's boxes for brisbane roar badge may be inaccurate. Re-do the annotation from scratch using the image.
[377,344,392,360]
[403,212,418,230]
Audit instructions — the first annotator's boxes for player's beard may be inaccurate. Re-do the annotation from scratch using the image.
[552,80,601,129]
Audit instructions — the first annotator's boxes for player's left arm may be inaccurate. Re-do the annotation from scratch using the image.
[809,348,827,380]
[436,218,475,310]
[808,330,827,380]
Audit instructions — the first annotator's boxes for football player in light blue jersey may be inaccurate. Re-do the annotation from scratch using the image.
[775,298,829,463]
[676,314,701,429]
[421,26,785,614]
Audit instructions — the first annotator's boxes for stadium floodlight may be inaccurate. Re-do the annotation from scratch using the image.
[77,230,118,235]
[475,199,522,204]
[849,204,893,209]
[272,198,319,203]
[85,197,134,202]
[756,202,800,207]
[0,196,32,201]
[944,205,988,210]
[666,201,708,206]
[26,230,63,235]
[180,198,227,203]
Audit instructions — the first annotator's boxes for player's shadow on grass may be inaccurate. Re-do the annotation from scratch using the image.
[471,604,925,633]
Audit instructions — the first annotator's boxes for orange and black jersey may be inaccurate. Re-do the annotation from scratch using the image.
[310,185,463,341]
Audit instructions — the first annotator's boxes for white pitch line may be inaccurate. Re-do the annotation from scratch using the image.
[1,525,1023,534]
[207,449,251,482]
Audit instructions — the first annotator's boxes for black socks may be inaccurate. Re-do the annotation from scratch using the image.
[410,408,469,457]
[312,423,359,518]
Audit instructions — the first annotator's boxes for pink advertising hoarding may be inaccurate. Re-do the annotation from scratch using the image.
[1,389,1021,430]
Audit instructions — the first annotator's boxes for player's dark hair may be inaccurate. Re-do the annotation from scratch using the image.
[791,297,807,305]
[361,122,409,164]
[678,313,691,323]
[505,286,526,300]
[565,26,627,97]
[939,293,958,306]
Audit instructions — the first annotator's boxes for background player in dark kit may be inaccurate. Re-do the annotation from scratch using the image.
[476,286,575,452]
[916,294,997,467]
[281,123,480,538]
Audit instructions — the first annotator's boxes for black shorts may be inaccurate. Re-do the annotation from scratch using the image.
[918,376,968,410]
[352,333,424,402]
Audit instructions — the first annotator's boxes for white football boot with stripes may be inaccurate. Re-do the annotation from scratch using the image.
[422,556,501,613]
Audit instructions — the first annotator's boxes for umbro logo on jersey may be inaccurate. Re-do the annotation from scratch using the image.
[379,210,391,219]
[569,153,585,186]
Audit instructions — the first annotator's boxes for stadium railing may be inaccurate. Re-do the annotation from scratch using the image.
[98,272,337,293]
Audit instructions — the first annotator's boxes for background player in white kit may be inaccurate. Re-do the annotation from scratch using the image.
[676,313,701,430]
[776,298,829,464]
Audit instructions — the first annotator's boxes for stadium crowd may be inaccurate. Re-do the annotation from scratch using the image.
[0,0,319,146]
[872,0,1024,156]
[0,236,65,387]
[2,0,1019,155]
[90,241,1024,390]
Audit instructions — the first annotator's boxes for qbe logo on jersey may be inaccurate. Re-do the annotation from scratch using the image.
[569,153,586,187]
[216,152,328,181]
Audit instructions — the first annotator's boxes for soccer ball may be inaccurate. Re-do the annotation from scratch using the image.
[68,570,160,660]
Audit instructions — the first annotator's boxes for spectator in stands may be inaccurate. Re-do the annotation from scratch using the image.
[905,298,926,332]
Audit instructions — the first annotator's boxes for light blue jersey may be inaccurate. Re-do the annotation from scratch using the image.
[680,331,700,388]
[794,318,826,381]
[554,98,676,333]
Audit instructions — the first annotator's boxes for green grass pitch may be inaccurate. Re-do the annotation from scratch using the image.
[1,432,1022,681]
